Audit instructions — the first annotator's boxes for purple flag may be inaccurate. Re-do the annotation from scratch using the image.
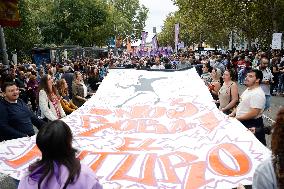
[152,35,158,51]
[175,23,179,52]
[141,31,148,50]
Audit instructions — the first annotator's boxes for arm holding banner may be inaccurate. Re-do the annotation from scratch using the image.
[235,108,262,122]
[0,100,27,141]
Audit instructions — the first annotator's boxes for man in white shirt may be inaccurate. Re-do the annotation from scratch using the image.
[151,56,165,70]
[229,69,266,145]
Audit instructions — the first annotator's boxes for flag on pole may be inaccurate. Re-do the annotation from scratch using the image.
[0,0,21,27]
[178,41,185,50]
[152,35,158,51]
[174,23,179,52]
[141,31,148,56]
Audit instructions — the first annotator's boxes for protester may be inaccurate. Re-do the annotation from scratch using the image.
[208,68,222,105]
[201,63,212,85]
[218,69,239,114]
[27,74,39,112]
[176,53,190,69]
[87,67,100,93]
[251,108,284,189]
[17,120,103,189]
[57,79,78,115]
[72,71,88,107]
[229,69,266,145]
[0,82,46,141]
[151,56,165,69]
[259,57,274,111]
[38,74,66,121]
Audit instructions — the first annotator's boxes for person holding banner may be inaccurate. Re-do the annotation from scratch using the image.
[218,69,239,115]
[0,82,46,142]
[18,120,103,189]
[229,69,266,145]
[252,108,284,189]
[239,108,284,189]
[72,71,88,107]
[38,75,66,121]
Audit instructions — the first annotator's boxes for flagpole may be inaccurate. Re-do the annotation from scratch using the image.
[0,25,9,65]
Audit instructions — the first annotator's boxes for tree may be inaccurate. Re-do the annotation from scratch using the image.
[109,0,149,42]
[4,0,43,60]
[39,0,109,46]
[158,0,284,50]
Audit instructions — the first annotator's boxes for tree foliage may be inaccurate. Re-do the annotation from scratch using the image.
[159,0,284,50]
[3,0,148,58]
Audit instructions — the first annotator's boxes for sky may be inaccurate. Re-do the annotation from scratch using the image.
[139,0,178,38]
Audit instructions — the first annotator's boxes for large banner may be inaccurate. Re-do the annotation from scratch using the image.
[0,0,20,27]
[0,69,270,189]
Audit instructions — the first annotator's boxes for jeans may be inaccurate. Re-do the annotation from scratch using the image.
[264,95,271,111]
[238,68,246,84]
[278,73,284,93]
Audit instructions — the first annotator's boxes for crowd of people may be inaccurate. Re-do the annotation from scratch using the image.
[0,49,283,141]
[0,49,284,188]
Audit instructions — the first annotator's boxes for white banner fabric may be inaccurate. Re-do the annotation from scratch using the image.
[0,68,270,189]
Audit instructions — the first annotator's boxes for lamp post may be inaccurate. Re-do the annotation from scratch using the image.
[0,26,9,65]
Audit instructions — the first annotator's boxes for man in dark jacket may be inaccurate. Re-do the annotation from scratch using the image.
[0,82,46,142]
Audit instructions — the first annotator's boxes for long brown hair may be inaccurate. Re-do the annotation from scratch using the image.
[29,120,81,189]
[38,74,59,101]
[57,79,68,97]
[271,108,284,188]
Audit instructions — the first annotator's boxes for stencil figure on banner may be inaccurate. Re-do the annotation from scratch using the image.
[115,75,168,107]
[229,69,267,145]
[17,120,103,189]
[39,74,66,122]
[0,82,46,142]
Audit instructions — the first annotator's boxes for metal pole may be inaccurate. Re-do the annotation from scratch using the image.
[0,25,9,65]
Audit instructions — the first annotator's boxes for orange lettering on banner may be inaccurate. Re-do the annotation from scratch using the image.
[90,152,110,172]
[158,151,198,184]
[208,143,251,176]
[77,150,90,160]
[184,161,214,189]
[169,119,193,133]
[116,105,166,119]
[199,112,220,131]
[117,138,162,151]
[167,99,198,119]
[114,119,138,131]
[80,115,110,128]
[5,145,41,168]
[138,119,168,134]
[110,153,157,186]
[89,108,112,116]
